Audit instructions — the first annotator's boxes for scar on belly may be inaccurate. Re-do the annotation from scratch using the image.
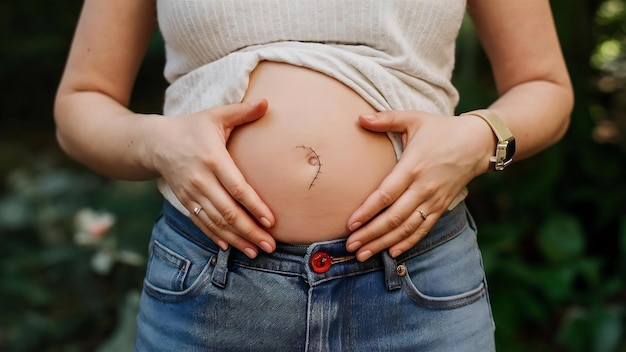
[296,145,322,189]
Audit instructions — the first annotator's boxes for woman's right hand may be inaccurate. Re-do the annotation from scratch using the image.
[146,99,276,259]
[53,0,273,258]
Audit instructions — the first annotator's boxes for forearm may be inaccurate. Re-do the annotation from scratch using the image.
[54,90,161,181]
[52,0,161,180]
[485,78,573,161]
[467,0,574,163]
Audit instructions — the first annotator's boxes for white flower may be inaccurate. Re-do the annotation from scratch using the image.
[90,247,145,275]
[116,250,145,267]
[74,208,116,246]
[91,248,115,275]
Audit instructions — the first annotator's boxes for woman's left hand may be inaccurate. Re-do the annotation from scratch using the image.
[346,109,494,261]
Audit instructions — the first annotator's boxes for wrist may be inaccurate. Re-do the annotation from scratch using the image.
[458,113,497,174]
[460,109,516,172]
[138,114,167,177]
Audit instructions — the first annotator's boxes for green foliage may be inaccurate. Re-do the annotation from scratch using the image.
[455,1,626,350]
[537,214,587,264]
[1,0,626,351]
[0,150,160,351]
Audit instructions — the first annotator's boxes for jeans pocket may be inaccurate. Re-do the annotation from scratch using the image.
[142,217,216,301]
[400,220,487,310]
[145,240,191,292]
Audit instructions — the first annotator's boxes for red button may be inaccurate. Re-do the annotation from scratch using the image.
[310,252,332,273]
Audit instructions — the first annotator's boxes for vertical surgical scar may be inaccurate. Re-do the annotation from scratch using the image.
[296,145,322,189]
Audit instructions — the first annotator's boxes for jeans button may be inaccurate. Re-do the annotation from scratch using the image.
[310,251,332,273]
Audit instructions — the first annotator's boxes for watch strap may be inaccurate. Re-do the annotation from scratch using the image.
[461,109,516,171]
[460,109,513,142]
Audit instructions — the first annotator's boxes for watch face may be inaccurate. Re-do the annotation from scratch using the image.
[505,138,516,162]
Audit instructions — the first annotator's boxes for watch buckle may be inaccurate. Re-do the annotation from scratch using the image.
[491,141,513,171]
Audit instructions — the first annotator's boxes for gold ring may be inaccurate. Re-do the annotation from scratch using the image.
[418,210,427,220]
[193,207,202,216]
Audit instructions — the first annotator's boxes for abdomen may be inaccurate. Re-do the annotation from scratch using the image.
[228,62,396,244]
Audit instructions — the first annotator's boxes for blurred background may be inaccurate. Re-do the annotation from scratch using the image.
[0,0,625,351]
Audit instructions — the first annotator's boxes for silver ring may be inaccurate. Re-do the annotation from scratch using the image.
[418,210,427,220]
[193,207,202,216]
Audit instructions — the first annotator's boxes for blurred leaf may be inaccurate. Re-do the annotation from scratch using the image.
[534,266,577,302]
[575,257,605,288]
[557,307,593,352]
[0,195,32,230]
[591,307,623,352]
[495,258,537,284]
[96,291,141,352]
[477,222,524,276]
[0,277,51,306]
[558,305,626,352]
[537,214,586,263]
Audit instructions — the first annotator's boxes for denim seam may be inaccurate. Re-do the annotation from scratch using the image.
[152,240,190,269]
[159,200,470,287]
[142,255,216,302]
[401,278,487,310]
[164,215,219,254]
[397,218,468,263]
[229,264,308,278]
[308,268,382,287]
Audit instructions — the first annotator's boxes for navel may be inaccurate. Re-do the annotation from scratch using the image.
[296,145,322,189]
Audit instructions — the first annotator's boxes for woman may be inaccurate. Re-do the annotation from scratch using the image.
[55,0,573,350]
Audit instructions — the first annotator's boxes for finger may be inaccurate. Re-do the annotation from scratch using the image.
[346,189,421,252]
[346,157,415,233]
[204,199,274,254]
[191,206,261,259]
[209,154,276,228]
[190,203,229,250]
[190,204,232,250]
[358,110,418,133]
[190,171,276,253]
[191,199,272,259]
[387,213,440,258]
[204,100,276,228]
[191,199,237,249]
[355,209,440,262]
[214,99,269,131]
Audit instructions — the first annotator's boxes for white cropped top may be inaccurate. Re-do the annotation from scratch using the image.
[156,0,469,215]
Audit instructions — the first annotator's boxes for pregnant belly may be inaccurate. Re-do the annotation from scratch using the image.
[227,62,396,244]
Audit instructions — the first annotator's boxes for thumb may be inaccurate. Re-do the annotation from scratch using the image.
[216,99,269,129]
[358,110,414,133]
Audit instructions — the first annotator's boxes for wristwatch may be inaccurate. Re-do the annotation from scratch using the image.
[461,109,516,171]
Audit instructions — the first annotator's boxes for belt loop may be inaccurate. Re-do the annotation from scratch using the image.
[211,246,231,289]
[382,251,401,291]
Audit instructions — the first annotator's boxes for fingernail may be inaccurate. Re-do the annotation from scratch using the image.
[259,217,272,228]
[390,249,402,258]
[357,250,372,262]
[243,247,258,259]
[259,241,273,253]
[218,240,229,251]
[347,241,361,252]
[348,222,362,232]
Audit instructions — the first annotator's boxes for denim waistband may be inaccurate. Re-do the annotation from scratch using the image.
[161,199,469,289]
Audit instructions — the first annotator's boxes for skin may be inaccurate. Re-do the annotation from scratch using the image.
[54,0,573,261]
[345,0,574,261]
[54,0,277,258]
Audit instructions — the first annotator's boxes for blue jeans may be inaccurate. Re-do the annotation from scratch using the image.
[135,201,495,351]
